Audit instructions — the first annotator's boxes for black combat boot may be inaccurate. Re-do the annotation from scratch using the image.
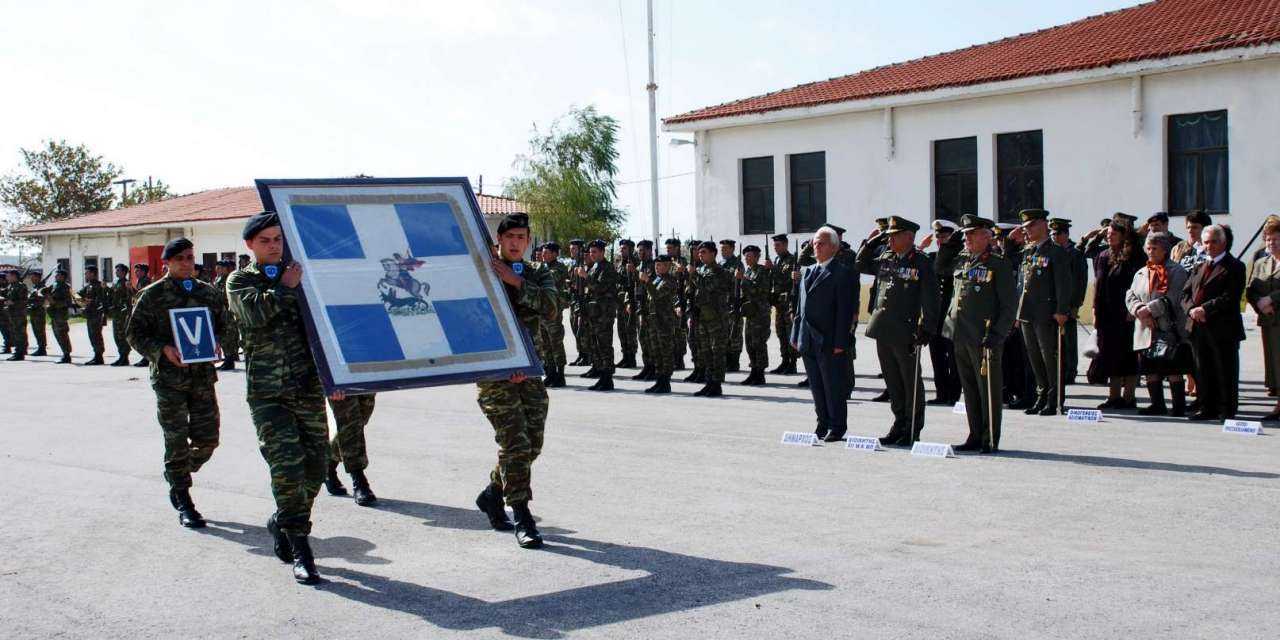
[581,366,601,379]
[5,353,23,361]
[475,485,514,531]
[1170,381,1187,417]
[134,357,149,367]
[702,382,723,397]
[30,346,47,357]
[510,503,544,549]
[324,461,348,496]
[570,354,587,366]
[1025,395,1047,415]
[630,364,654,381]
[617,353,637,369]
[871,389,889,402]
[644,375,671,394]
[587,373,614,391]
[786,358,800,375]
[266,514,293,563]
[217,359,235,371]
[85,353,104,366]
[683,367,705,383]
[350,470,377,506]
[725,355,740,372]
[171,488,206,529]
[1138,381,1168,416]
[109,355,129,366]
[738,368,758,385]
[797,377,809,388]
[58,355,72,364]
[285,532,321,584]
[1,345,10,354]
[769,361,787,374]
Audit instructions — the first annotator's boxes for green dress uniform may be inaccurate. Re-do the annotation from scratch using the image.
[614,247,640,367]
[227,262,329,537]
[1247,254,1280,396]
[583,256,620,376]
[769,248,799,372]
[109,274,136,363]
[738,260,772,379]
[213,273,241,365]
[3,278,28,358]
[45,279,74,359]
[1014,210,1073,414]
[27,279,48,355]
[690,259,732,390]
[126,275,226,492]
[76,279,108,361]
[943,216,1017,452]
[856,218,940,444]
[641,262,679,387]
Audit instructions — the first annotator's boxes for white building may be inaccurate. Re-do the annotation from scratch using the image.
[12,186,528,286]
[663,0,1280,250]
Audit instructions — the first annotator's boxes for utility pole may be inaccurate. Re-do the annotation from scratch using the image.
[113,178,136,203]
[646,0,660,242]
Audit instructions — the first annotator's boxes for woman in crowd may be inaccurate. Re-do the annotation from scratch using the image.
[1246,218,1280,420]
[1126,232,1191,416]
[1089,215,1145,409]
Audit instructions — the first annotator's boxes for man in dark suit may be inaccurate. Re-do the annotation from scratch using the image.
[791,227,857,442]
[1182,224,1246,421]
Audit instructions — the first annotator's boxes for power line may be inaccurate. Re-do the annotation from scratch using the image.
[616,171,693,185]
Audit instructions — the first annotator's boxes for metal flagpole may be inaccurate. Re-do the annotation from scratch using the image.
[646,0,660,244]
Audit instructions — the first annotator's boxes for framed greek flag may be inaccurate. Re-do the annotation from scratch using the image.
[255,177,542,394]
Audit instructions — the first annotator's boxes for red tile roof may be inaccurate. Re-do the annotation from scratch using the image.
[665,0,1280,125]
[15,186,528,234]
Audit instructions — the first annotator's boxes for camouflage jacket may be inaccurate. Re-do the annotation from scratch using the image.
[45,281,73,314]
[614,254,639,307]
[27,282,46,312]
[227,263,319,399]
[4,280,27,317]
[541,260,570,312]
[109,277,136,318]
[642,271,679,332]
[689,263,732,322]
[738,264,772,318]
[769,252,798,308]
[126,275,226,388]
[505,259,559,336]
[77,280,108,319]
[583,259,620,320]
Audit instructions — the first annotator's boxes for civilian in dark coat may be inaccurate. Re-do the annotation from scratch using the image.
[1182,224,1246,420]
[791,227,857,442]
[1088,215,1145,409]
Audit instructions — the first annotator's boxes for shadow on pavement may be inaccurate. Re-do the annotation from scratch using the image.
[199,520,391,565]
[319,534,832,638]
[374,499,575,536]
[997,450,1280,479]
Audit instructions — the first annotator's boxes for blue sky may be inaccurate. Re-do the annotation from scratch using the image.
[0,0,1140,242]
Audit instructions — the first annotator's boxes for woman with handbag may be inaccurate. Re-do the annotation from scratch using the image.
[1126,232,1191,416]
[1245,218,1280,420]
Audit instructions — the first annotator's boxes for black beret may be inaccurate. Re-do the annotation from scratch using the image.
[55,269,67,276]
[133,263,149,272]
[569,239,585,246]
[618,239,635,247]
[686,238,700,246]
[496,213,529,235]
[242,211,280,240]
[162,237,194,260]
[1185,210,1212,226]
[636,239,653,248]
[665,238,681,246]
[543,242,560,252]
[1147,211,1170,223]
[770,234,788,242]
[216,260,235,268]
[588,239,607,250]
[698,241,716,252]
[84,265,98,272]
[114,263,129,272]
[718,239,736,246]
[742,245,761,254]
[655,254,673,263]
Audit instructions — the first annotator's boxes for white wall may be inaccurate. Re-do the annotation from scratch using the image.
[35,221,247,285]
[691,57,1280,251]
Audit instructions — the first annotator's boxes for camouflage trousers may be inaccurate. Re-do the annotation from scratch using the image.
[49,310,71,356]
[728,314,744,357]
[328,394,376,473]
[154,377,220,490]
[570,308,587,356]
[537,311,566,368]
[6,311,27,354]
[616,306,638,357]
[0,310,10,348]
[772,305,798,361]
[588,310,615,374]
[249,383,329,535]
[111,311,131,358]
[638,313,654,367]
[687,316,700,368]
[28,307,46,350]
[673,312,688,361]
[85,315,105,356]
[696,313,727,383]
[477,378,548,506]
[744,310,771,370]
[222,318,241,361]
[646,318,675,377]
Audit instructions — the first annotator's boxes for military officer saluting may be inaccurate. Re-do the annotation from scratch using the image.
[856,216,940,446]
[943,216,1016,453]
[126,238,227,528]
[1014,208,1073,415]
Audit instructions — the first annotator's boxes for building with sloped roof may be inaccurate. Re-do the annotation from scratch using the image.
[12,186,526,287]
[663,0,1280,248]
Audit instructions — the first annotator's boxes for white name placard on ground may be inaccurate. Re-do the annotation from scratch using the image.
[952,401,966,415]
[910,442,955,458]
[845,436,882,452]
[781,432,820,446]
[1066,409,1102,423]
[1222,420,1264,436]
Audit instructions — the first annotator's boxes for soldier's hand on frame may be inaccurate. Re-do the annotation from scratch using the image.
[162,345,188,368]
[509,371,528,383]
[329,390,346,401]
[1053,313,1068,326]
[281,262,303,289]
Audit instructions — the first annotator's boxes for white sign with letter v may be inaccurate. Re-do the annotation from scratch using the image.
[168,306,217,364]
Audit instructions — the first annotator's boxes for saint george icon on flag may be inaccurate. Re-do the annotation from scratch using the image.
[256,177,541,394]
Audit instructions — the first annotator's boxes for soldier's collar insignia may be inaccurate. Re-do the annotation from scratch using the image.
[263,264,279,279]
[512,261,525,275]
[181,279,194,292]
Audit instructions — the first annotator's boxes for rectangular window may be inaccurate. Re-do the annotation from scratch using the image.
[202,252,217,271]
[996,130,1043,223]
[789,151,826,233]
[57,258,70,288]
[220,251,236,262]
[83,255,97,273]
[101,257,113,279]
[1168,110,1228,216]
[933,137,978,223]
[741,156,775,234]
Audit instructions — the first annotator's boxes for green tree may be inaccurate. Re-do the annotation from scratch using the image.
[1,140,120,247]
[505,105,625,242]
[119,178,173,207]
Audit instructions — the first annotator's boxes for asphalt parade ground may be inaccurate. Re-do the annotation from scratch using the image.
[2,322,1278,639]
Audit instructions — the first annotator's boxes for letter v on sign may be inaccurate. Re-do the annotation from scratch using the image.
[178,315,204,346]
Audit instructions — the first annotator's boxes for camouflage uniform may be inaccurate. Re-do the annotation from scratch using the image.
[670,253,690,366]
[126,276,226,489]
[3,279,28,355]
[614,252,640,364]
[27,280,47,353]
[690,261,732,383]
[213,273,241,363]
[770,250,799,366]
[739,263,772,372]
[45,280,74,357]
[227,263,329,536]
[684,242,702,372]
[328,394,376,473]
[110,275,136,360]
[583,258,620,373]
[634,256,657,370]
[720,254,744,367]
[642,267,678,378]
[0,279,11,351]
[478,258,557,506]
[538,260,569,370]
[77,279,108,357]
